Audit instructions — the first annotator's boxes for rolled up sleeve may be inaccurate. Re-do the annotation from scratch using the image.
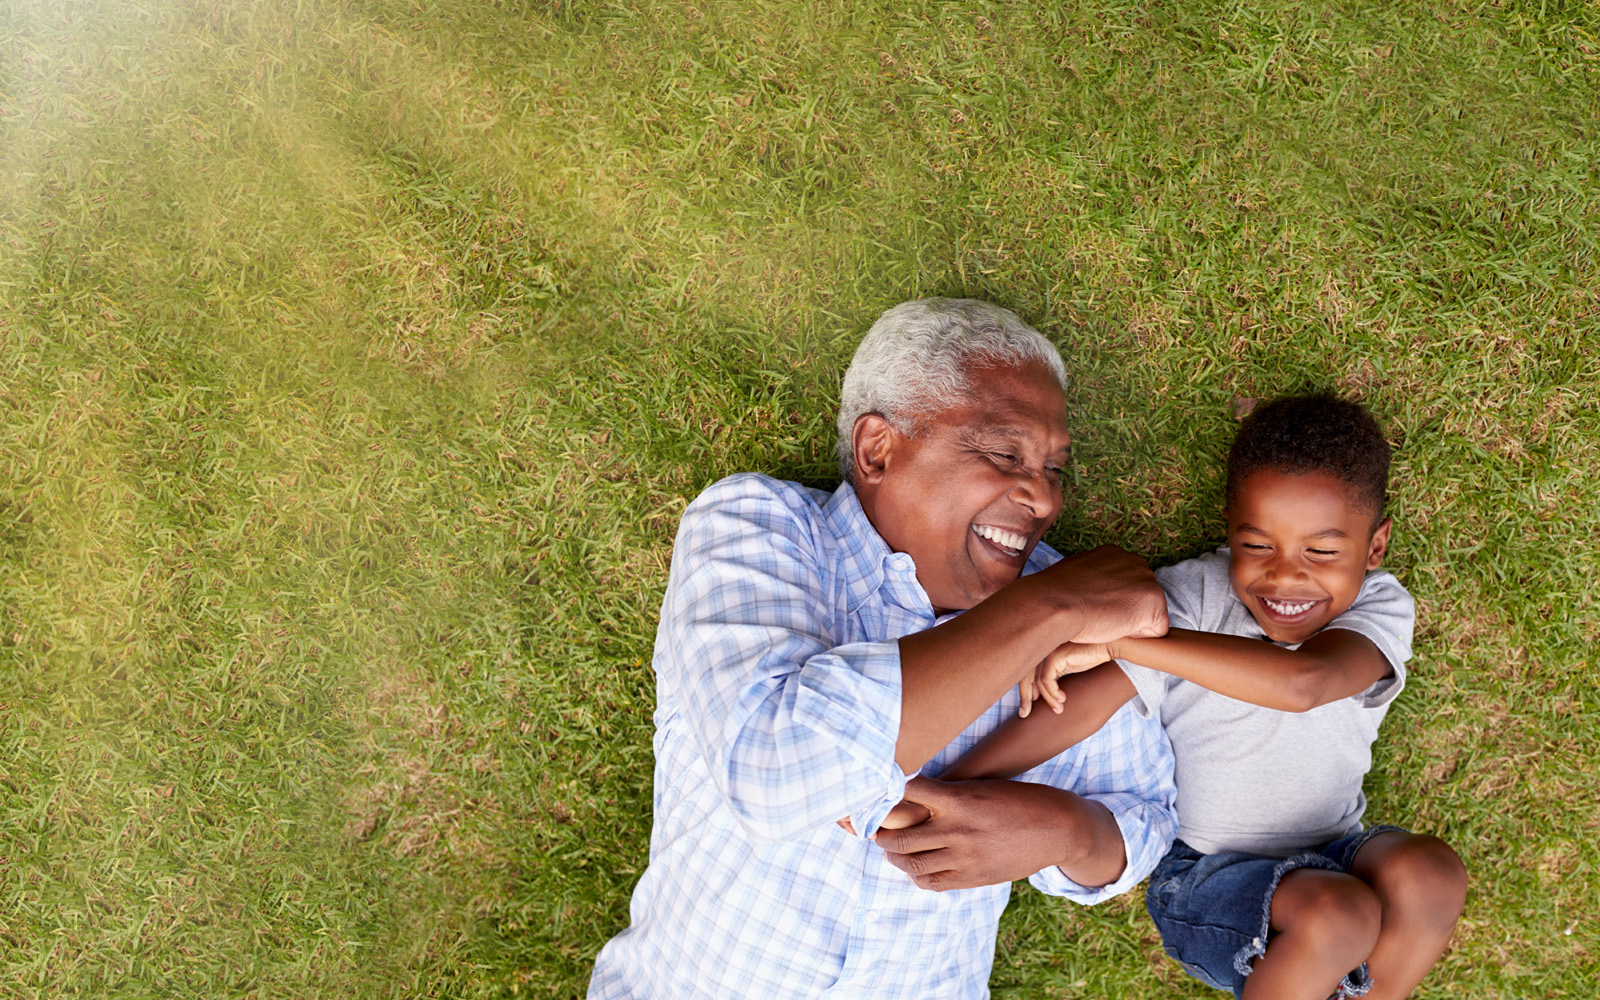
[656,478,909,842]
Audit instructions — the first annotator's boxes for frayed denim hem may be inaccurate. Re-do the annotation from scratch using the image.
[1327,823,1408,871]
[1229,851,1346,980]
[1335,962,1374,998]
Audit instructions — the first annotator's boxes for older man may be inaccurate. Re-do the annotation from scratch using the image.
[589,299,1177,999]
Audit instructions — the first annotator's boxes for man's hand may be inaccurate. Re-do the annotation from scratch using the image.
[1038,545,1167,645]
[871,775,1125,892]
[1019,642,1112,717]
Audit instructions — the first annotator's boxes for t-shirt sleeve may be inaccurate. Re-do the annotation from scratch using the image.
[1322,570,1415,709]
[654,475,908,843]
[1116,557,1207,719]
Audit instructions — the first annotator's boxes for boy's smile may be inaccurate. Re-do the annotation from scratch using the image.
[1226,469,1392,645]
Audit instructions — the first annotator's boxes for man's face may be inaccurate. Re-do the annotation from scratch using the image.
[862,360,1071,614]
[1225,469,1391,644]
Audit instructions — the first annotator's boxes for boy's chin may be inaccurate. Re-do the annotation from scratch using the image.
[1261,621,1323,644]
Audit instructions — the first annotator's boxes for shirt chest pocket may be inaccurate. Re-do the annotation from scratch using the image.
[845,602,931,648]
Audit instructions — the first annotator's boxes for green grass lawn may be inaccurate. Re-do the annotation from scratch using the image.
[2,0,1597,996]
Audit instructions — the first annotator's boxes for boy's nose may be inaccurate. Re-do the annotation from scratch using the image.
[1264,553,1306,581]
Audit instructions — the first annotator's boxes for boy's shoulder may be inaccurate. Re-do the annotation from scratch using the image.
[1153,547,1231,585]
[1150,548,1234,631]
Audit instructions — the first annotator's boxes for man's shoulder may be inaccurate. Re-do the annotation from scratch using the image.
[677,474,857,569]
[687,473,836,525]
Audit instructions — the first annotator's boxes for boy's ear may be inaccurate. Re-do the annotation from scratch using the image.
[851,413,898,485]
[1365,517,1393,570]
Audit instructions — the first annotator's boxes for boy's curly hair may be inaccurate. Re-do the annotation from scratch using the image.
[1226,394,1391,519]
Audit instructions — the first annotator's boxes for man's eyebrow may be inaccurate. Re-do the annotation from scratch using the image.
[967,426,1071,454]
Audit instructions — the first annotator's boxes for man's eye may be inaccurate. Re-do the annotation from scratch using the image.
[1308,548,1340,557]
[1241,543,1270,551]
[991,452,1017,464]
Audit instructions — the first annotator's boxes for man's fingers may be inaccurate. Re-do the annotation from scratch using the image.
[881,845,952,879]
[1018,677,1034,717]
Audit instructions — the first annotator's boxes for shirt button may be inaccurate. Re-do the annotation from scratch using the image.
[866,908,881,920]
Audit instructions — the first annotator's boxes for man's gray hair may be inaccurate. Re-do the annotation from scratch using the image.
[835,298,1068,480]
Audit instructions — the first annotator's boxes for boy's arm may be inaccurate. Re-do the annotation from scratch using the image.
[1109,626,1392,713]
[943,663,1137,781]
[870,663,1135,832]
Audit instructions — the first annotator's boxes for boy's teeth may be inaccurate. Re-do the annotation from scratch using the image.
[973,525,1025,553]
[1264,598,1315,615]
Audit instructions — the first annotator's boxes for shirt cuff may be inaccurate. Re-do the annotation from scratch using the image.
[848,762,913,839]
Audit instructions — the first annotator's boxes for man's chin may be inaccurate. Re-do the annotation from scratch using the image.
[960,570,1023,609]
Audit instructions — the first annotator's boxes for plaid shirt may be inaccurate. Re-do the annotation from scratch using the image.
[589,474,1177,1000]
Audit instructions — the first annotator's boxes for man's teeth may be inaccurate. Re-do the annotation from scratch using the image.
[973,525,1026,553]
[1264,598,1316,616]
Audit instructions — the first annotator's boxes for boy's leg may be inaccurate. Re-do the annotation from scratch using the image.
[1240,869,1381,1000]
[1348,832,1468,1000]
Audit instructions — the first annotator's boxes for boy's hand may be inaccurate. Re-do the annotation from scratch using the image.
[835,798,934,836]
[879,799,932,830]
[1018,642,1112,717]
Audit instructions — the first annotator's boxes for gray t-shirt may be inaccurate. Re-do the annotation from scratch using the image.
[1119,547,1414,858]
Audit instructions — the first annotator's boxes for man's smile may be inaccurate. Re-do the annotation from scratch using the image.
[972,523,1030,559]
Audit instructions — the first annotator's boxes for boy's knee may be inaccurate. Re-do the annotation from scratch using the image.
[1276,871,1382,961]
[1371,835,1469,918]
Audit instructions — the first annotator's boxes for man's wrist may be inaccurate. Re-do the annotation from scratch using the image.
[1027,572,1088,639]
[1049,790,1126,886]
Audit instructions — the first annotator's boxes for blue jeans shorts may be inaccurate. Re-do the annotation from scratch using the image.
[1145,825,1406,999]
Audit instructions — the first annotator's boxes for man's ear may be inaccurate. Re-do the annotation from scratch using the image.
[851,413,898,485]
[1365,517,1392,570]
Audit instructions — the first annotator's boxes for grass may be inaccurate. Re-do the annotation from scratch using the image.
[1,0,1597,996]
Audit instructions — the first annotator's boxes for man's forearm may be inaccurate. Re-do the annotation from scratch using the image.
[894,544,1167,774]
[895,572,1082,772]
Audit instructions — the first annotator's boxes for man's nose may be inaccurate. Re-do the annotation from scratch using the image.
[1008,470,1056,518]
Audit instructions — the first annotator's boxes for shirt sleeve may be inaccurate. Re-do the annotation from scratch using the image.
[1024,700,1178,904]
[654,476,909,843]
[1116,558,1206,719]
[1321,570,1415,709]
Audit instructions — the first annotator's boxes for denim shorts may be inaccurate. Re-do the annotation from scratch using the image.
[1145,825,1406,999]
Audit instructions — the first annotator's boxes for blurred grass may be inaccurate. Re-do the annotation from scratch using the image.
[2,0,1597,996]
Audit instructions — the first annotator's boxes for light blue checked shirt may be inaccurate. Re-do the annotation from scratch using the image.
[589,474,1177,1000]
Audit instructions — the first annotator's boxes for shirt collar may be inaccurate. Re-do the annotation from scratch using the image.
[824,481,929,616]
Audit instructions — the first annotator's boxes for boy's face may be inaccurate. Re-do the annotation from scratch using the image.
[1226,469,1392,645]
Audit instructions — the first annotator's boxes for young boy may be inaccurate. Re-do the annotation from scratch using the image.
[886,394,1467,1000]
